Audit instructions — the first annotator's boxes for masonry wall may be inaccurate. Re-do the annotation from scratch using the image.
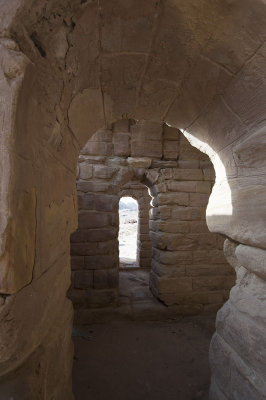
[69,120,235,314]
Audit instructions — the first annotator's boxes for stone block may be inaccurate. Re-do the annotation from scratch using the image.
[93,165,118,179]
[137,240,152,250]
[79,162,93,180]
[79,155,106,164]
[131,121,163,141]
[163,140,179,160]
[71,242,97,256]
[71,256,84,270]
[189,193,210,206]
[152,247,193,264]
[78,211,115,229]
[189,221,210,233]
[178,160,200,169]
[193,249,227,264]
[150,271,192,294]
[203,168,215,181]
[173,169,203,181]
[149,220,190,234]
[74,270,93,289]
[93,268,119,289]
[151,259,186,278]
[151,160,178,168]
[167,181,197,192]
[139,248,152,258]
[160,168,174,180]
[157,192,189,206]
[77,180,111,193]
[98,240,118,255]
[172,206,203,221]
[113,135,130,156]
[192,276,234,290]
[200,160,213,168]
[186,264,233,277]
[139,258,152,268]
[131,140,162,158]
[138,224,149,234]
[73,228,117,242]
[78,193,117,212]
[84,254,117,269]
[126,157,152,168]
[163,125,180,140]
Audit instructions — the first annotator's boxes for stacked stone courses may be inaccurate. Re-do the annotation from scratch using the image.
[69,120,234,314]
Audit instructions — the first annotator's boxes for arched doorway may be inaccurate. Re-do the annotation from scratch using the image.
[119,196,138,267]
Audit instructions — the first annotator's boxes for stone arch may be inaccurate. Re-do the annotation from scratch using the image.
[0,1,266,398]
[70,121,233,324]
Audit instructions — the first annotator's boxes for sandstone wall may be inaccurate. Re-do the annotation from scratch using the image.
[69,120,234,316]
[1,1,266,398]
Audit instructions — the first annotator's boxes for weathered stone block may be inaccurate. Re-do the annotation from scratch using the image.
[84,254,116,269]
[78,211,115,229]
[178,160,200,169]
[189,221,210,233]
[74,228,117,242]
[93,268,119,289]
[127,157,152,168]
[163,125,180,140]
[78,193,117,212]
[192,276,234,290]
[157,192,189,206]
[151,259,186,277]
[150,271,192,294]
[74,270,93,289]
[131,121,163,141]
[113,132,130,156]
[189,193,209,206]
[152,247,193,264]
[163,140,179,160]
[172,206,203,221]
[98,240,118,255]
[203,168,215,181]
[131,140,162,158]
[149,220,190,234]
[93,165,118,179]
[173,169,203,181]
[71,242,97,256]
[71,256,84,270]
[79,162,93,180]
[186,264,233,277]
[77,180,111,193]
[193,250,227,264]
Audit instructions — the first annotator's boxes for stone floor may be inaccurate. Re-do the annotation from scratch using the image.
[72,269,216,400]
[72,315,215,400]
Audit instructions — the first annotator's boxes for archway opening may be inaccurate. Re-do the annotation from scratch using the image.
[119,196,138,267]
